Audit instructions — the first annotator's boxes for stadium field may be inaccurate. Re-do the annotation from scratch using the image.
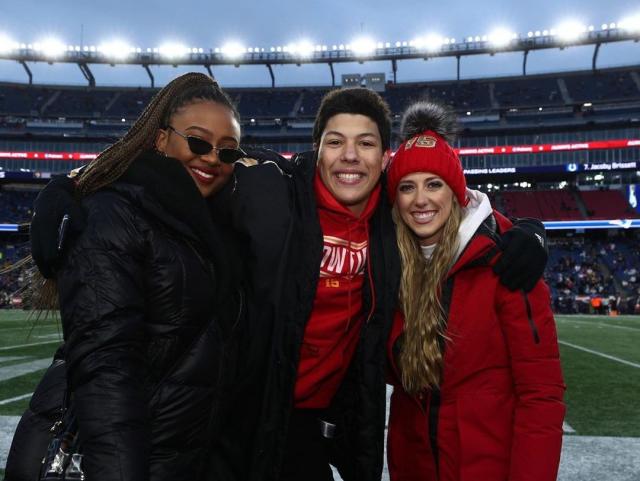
[1,312,639,477]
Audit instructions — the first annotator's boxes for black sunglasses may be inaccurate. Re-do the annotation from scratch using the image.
[168,126,246,164]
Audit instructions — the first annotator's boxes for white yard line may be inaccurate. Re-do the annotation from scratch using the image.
[0,393,32,406]
[0,356,29,364]
[559,341,640,369]
[0,358,51,382]
[0,326,58,333]
[557,318,640,332]
[0,340,60,351]
[563,422,576,433]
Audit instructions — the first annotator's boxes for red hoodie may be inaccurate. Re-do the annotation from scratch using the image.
[294,172,381,408]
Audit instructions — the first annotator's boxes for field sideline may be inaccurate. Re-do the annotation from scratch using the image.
[0,311,639,478]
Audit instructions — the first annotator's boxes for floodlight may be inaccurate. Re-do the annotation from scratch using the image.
[221,42,245,59]
[554,20,587,41]
[159,42,189,58]
[98,40,133,60]
[290,41,315,57]
[423,34,445,52]
[350,37,376,56]
[618,14,640,32]
[0,35,18,54]
[488,28,515,48]
[35,37,66,57]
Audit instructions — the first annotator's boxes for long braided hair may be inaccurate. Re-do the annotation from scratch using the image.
[33,72,239,312]
[77,72,238,196]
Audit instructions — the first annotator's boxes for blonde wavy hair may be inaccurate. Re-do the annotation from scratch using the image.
[393,198,463,394]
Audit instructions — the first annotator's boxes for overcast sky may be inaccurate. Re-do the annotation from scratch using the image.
[0,0,638,87]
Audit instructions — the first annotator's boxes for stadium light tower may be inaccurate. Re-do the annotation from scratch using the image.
[0,22,638,86]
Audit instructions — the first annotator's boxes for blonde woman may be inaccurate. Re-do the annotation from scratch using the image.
[385,101,565,481]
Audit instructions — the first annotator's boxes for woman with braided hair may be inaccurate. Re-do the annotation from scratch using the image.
[385,101,565,481]
[6,72,251,481]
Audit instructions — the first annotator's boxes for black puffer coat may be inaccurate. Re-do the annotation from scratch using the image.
[55,151,242,481]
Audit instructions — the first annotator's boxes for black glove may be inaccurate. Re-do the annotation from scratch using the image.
[493,218,548,292]
[30,175,85,279]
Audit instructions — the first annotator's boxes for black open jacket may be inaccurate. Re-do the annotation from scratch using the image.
[208,153,401,481]
[54,151,243,481]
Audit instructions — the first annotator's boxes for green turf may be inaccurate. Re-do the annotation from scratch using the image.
[555,314,640,437]
[0,311,638,437]
[0,310,61,415]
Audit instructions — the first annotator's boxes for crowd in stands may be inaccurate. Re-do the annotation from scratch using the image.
[0,190,37,224]
[0,240,31,308]
[545,237,640,314]
[0,189,37,308]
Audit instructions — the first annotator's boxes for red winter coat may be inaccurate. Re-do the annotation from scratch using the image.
[387,213,565,481]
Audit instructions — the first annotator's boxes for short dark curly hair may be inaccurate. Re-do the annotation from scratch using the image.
[313,88,392,151]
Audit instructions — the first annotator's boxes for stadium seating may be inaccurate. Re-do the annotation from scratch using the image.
[297,88,334,117]
[231,89,301,118]
[1,67,638,122]
[500,190,584,220]
[0,190,37,224]
[563,70,640,104]
[580,190,640,219]
[494,76,564,108]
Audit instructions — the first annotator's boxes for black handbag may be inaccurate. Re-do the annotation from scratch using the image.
[38,398,84,481]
